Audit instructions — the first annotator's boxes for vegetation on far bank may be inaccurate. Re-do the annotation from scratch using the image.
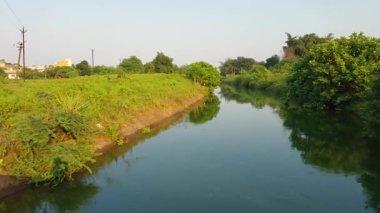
[221,33,380,131]
[0,74,207,183]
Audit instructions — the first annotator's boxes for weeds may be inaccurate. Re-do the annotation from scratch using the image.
[0,74,206,184]
[141,127,151,135]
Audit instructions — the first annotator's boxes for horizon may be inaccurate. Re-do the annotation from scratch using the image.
[1,0,380,67]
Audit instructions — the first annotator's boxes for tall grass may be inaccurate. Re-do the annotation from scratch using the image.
[0,74,206,183]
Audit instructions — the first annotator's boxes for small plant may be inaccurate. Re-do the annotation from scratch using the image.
[141,127,151,135]
[116,139,124,146]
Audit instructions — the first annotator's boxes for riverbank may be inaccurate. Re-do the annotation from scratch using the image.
[0,74,207,199]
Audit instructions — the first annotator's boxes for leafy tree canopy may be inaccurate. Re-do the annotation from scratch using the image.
[118,56,144,73]
[283,33,333,60]
[75,61,91,76]
[152,52,175,73]
[185,61,221,87]
[288,33,380,110]
[219,57,256,76]
[48,66,78,78]
[265,55,280,68]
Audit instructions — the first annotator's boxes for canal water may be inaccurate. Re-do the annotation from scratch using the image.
[1,86,379,213]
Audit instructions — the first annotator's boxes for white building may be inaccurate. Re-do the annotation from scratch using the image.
[0,59,20,79]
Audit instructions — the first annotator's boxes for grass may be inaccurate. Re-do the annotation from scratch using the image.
[0,74,206,183]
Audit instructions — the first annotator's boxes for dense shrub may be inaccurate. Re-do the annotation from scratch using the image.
[118,56,144,73]
[288,33,380,110]
[185,62,221,87]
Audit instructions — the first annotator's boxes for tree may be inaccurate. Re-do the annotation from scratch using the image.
[143,62,155,73]
[152,52,175,73]
[93,66,120,75]
[118,56,144,73]
[48,66,78,78]
[75,61,91,76]
[364,71,380,141]
[265,55,280,68]
[185,61,221,87]
[219,57,256,76]
[288,33,380,110]
[283,33,333,60]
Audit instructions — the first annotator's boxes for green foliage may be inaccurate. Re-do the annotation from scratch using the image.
[141,127,151,135]
[219,57,256,76]
[66,69,79,78]
[144,62,155,73]
[12,115,54,147]
[189,94,220,125]
[288,33,380,110]
[364,73,380,141]
[76,61,91,76]
[93,66,121,75]
[152,52,175,73]
[185,61,221,87]
[265,55,280,68]
[18,70,45,79]
[118,56,144,73]
[283,33,333,60]
[0,74,206,183]
[54,112,91,139]
[0,67,6,79]
[0,158,4,167]
[47,66,78,78]
[223,64,290,96]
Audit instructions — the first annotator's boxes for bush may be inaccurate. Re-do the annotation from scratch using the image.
[47,66,78,78]
[118,56,144,73]
[288,33,380,110]
[185,61,221,87]
[93,66,121,75]
[224,65,289,95]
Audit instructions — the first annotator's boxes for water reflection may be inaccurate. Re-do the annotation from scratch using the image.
[1,180,98,212]
[220,84,282,109]
[220,84,380,212]
[282,110,366,174]
[189,93,220,125]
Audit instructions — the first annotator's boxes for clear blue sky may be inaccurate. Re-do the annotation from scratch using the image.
[1,0,379,66]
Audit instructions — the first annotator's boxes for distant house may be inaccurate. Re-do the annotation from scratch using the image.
[28,65,48,72]
[0,59,20,79]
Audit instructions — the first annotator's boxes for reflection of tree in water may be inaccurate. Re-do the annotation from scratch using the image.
[222,84,380,212]
[2,179,98,212]
[220,84,282,109]
[189,93,220,125]
[359,142,380,212]
[283,110,367,174]
[282,109,380,212]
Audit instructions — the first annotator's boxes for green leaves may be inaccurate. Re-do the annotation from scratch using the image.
[288,33,380,110]
[185,61,221,88]
[13,116,54,147]
[118,56,144,73]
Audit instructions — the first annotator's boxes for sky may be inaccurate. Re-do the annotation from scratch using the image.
[1,0,380,67]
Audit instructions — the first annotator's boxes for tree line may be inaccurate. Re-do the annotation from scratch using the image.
[222,32,380,141]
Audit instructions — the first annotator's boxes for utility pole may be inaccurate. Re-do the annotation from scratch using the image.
[91,48,94,74]
[16,42,23,78]
[20,27,27,81]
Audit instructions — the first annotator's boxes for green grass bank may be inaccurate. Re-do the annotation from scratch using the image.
[0,74,207,184]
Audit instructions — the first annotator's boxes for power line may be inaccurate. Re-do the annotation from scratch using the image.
[3,0,23,26]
